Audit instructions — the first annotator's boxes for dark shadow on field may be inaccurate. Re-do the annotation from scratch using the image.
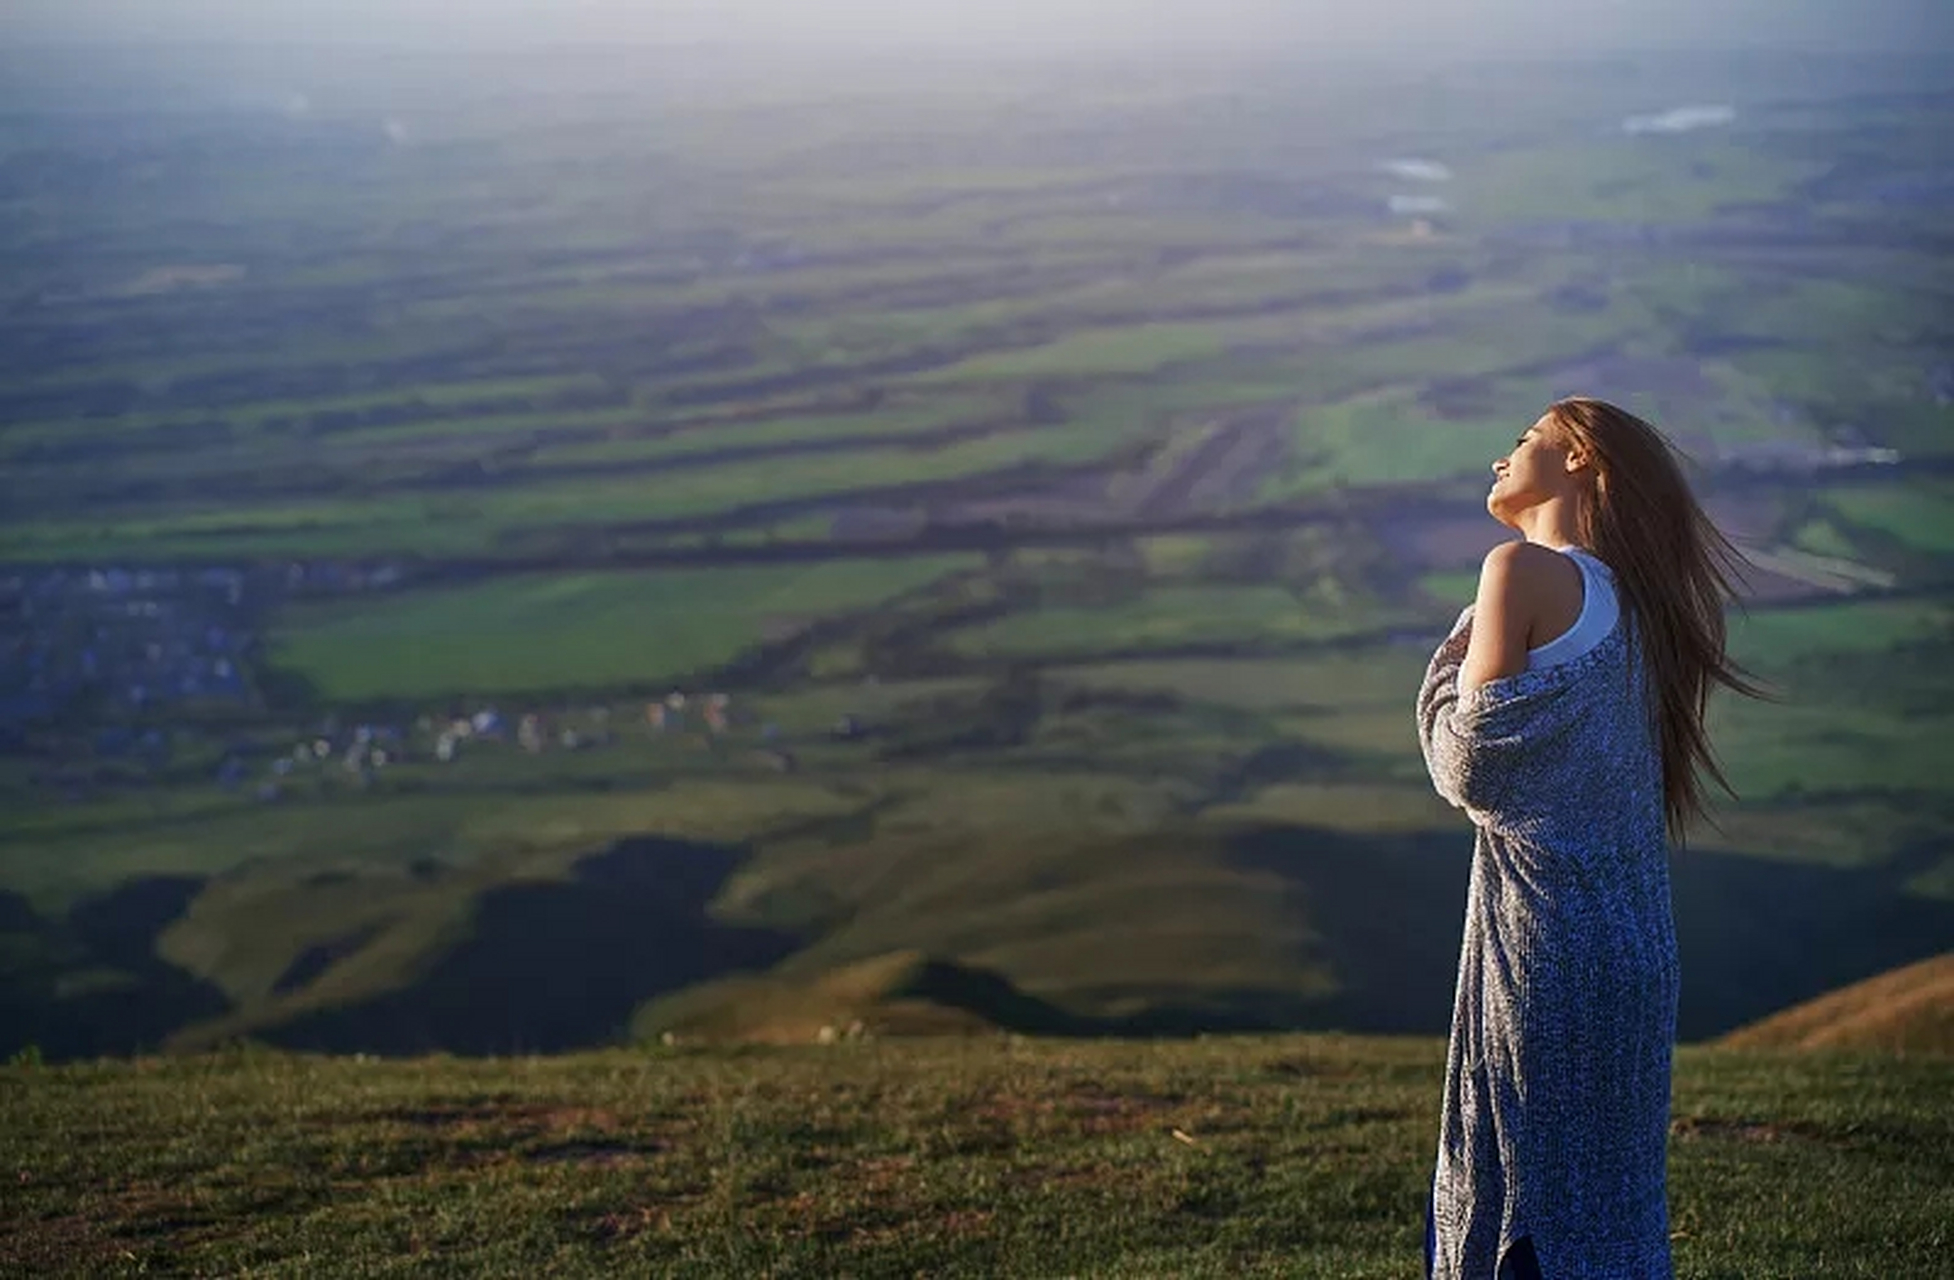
[0,879,229,1061]
[261,836,800,1056]
[1665,838,1954,1040]
[1227,828,1469,1034]
[7,828,1950,1059]
[1230,826,1954,1040]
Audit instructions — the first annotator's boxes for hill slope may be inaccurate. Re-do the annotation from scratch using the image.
[10,819,1954,1062]
[1718,952,1954,1055]
[630,949,1094,1043]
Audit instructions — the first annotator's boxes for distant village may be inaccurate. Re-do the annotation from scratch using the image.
[0,561,440,745]
[3,565,259,742]
[237,687,803,806]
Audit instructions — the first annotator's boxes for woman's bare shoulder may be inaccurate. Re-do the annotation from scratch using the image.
[1477,540,1579,599]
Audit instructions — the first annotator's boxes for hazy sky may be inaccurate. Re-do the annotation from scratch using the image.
[5,0,1948,54]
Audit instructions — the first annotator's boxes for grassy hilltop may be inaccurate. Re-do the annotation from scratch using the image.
[1721,952,1954,1055]
[5,1035,1952,1277]
[1,47,1952,1059]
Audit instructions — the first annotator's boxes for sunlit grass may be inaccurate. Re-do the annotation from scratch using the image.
[2,1038,1947,1277]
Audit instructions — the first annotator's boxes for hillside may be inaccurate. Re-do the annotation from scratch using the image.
[631,949,1097,1044]
[4,1035,1950,1277]
[1720,952,1954,1055]
[12,817,1949,1063]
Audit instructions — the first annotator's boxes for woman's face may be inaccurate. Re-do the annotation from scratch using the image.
[1487,414,1582,527]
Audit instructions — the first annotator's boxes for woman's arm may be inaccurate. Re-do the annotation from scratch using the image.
[1419,543,1589,826]
[1458,541,1567,693]
[1418,615,1527,817]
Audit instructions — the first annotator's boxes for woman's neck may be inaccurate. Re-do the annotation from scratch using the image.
[1512,496,1584,551]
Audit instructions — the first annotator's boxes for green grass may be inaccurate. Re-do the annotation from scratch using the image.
[1264,391,1535,500]
[1449,137,1827,225]
[2,1037,1947,1277]
[1045,649,1435,771]
[764,247,1361,367]
[1791,518,1861,561]
[1738,277,1944,350]
[745,816,1316,1012]
[5,771,881,1049]
[909,321,1230,384]
[947,584,1403,660]
[6,774,864,914]
[1133,534,1224,577]
[1713,699,1954,798]
[269,557,981,702]
[286,404,649,445]
[1711,595,1954,800]
[1053,651,1426,715]
[1200,782,1459,831]
[1726,598,1954,670]
[1822,483,1954,556]
[1418,571,1479,607]
[3,414,1140,558]
[527,392,1008,468]
[226,376,613,428]
[1315,378,1501,468]
[153,783,871,1045]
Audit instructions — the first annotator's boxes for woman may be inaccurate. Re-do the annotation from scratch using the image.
[1416,397,1761,1279]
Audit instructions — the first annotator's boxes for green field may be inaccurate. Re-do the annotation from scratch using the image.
[1821,483,1954,555]
[269,557,981,702]
[2,45,1951,1065]
[947,583,1403,659]
[4,1037,1949,1277]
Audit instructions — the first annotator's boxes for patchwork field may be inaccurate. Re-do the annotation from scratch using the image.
[2,45,1951,1061]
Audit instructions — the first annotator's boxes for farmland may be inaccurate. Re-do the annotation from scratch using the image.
[1,43,1951,1060]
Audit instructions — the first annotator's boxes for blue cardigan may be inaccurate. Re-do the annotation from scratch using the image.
[1417,604,1679,1280]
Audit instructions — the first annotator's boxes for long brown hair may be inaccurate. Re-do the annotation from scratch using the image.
[1544,397,1766,839]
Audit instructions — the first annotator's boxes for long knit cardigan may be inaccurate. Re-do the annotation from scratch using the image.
[1416,603,1679,1280]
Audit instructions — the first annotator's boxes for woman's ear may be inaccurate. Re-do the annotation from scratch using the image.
[1563,445,1591,474]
